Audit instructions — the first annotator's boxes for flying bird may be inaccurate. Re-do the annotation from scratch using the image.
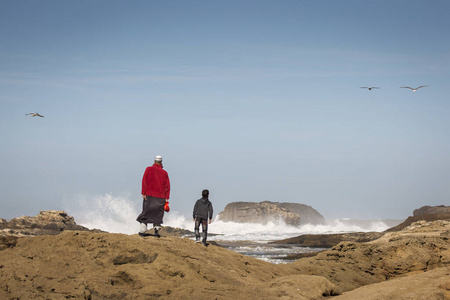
[400,86,428,92]
[360,87,380,90]
[25,112,44,118]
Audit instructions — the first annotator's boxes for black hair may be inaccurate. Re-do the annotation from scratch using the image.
[202,189,209,198]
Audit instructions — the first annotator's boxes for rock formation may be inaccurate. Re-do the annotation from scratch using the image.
[385,205,450,233]
[413,205,450,216]
[0,220,449,299]
[1,207,450,298]
[271,205,450,251]
[270,231,384,248]
[0,210,193,238]
[334,266,450,300]
[217,201,325,226]
[0,231,337,299]
[0,210,95,237]
[291,220,450,295]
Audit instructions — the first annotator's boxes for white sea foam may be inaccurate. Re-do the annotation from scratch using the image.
[64,193,396,264]
[65,193,393,241]
[65,193,140,234]
[208,218,391,242]
[65,193,194,235]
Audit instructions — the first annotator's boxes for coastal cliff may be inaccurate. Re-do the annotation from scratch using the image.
[217,201,326,226]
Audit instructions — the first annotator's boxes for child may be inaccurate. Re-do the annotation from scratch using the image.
[193,189,214,246]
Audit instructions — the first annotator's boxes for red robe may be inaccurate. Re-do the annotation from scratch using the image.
[141,163,170,199]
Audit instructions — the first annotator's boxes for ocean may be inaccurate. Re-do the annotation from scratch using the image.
[65,193,400,264]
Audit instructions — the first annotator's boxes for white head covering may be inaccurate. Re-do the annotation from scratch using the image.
[155,155,162,162]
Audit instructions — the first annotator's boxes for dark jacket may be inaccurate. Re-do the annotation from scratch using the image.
[193,197,213,220]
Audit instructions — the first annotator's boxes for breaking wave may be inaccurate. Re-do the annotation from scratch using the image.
[65,193,394,241]
[64,193,401,264]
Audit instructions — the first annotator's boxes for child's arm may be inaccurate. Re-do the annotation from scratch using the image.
[193,201,198,221]
[209,203,213,223]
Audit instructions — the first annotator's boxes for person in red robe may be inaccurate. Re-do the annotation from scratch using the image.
[137,155,170,237]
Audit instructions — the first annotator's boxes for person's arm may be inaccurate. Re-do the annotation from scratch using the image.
[208,203,213,223]
[164,173,171,200]
[193,202,198,221]
[141,168,148,198]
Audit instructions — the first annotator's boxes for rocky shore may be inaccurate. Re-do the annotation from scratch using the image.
[269,204,450,254]
[0,210,96,237]
[1,207,449,299]
[270,232,384,248]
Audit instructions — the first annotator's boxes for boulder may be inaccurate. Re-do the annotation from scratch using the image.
[217,201,325,226]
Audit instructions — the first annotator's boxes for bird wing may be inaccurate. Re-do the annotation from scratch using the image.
[25,112,44,117]
[400,87,413,89]
[416,85,428,89]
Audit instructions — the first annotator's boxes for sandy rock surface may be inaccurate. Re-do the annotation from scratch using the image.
[0,231,336,299]
[1,210,449,299]
[290,220,450,295]
[334,266,450,300]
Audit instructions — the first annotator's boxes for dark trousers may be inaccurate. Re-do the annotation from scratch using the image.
[194,218,208,242]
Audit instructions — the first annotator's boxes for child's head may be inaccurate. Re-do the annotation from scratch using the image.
[202,189,209,198]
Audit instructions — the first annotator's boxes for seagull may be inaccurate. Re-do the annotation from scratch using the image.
[360,87,380,90]
[400,86,428,92]
[25,112,44,118]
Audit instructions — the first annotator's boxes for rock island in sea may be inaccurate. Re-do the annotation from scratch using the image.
[217,201,326,226]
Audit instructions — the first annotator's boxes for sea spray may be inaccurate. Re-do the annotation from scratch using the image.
[64,193,141,234]
[65,193,394,239]
[64,193,397,264]
[65,193,194,234]
[297,219,391,235]
[208,219,302,242]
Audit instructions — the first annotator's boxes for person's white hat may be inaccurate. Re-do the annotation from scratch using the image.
[155,155,162,162]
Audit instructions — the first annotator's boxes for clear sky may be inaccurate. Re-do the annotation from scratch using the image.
[1,0,449,221]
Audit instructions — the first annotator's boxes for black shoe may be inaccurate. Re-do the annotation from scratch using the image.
[154,230,161,238]
[202,241,207,246]
[138,232,145,237]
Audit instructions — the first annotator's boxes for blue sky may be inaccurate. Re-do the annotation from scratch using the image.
[1,0,449,221]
